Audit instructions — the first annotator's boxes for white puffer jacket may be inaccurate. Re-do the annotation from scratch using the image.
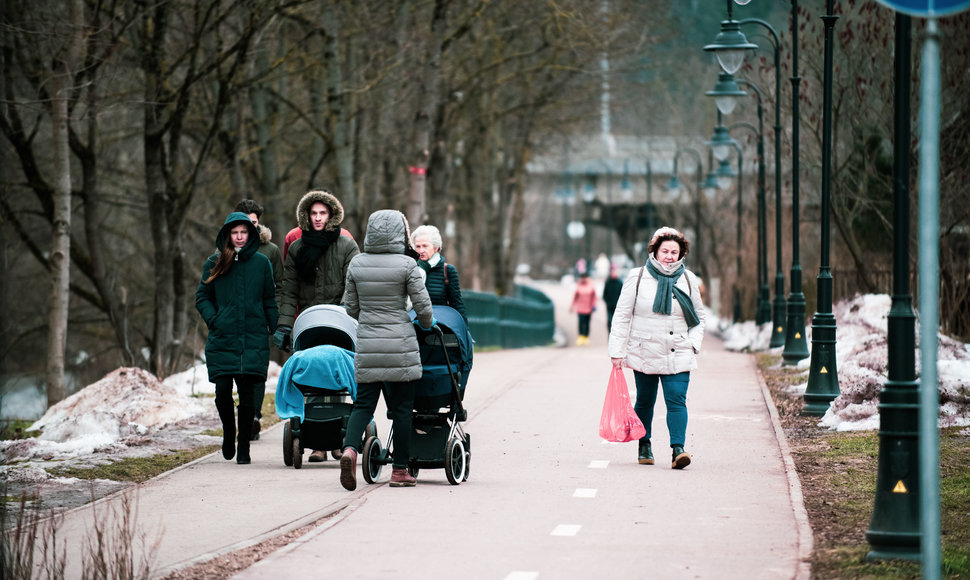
[342,210,434,384]
[608,263,707,375]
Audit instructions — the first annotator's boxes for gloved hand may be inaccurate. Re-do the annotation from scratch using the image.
[413,317,438,332]
[273,326,292,351]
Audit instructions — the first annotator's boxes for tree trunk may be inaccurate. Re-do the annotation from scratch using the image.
[407,0,448,227]
[46,0,84,407]
[323,2,358,234]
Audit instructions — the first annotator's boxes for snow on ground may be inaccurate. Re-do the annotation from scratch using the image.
[0,362,281,491]
[719,293,970,431]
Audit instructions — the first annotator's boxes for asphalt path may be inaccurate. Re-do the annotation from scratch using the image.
[44,280,812,579]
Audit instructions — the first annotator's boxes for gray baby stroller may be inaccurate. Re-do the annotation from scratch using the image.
[360,305,472,485]
[275,304,376,469]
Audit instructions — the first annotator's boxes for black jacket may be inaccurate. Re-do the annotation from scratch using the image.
[418,257,466,320]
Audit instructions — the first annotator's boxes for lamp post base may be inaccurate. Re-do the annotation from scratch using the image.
[756,284,772,325]
[803,311,839,415]
[782,291,809,365]
[770,274,787,348]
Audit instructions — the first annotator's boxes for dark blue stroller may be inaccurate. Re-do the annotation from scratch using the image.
[275,305,376,469]
[360,305,473,485]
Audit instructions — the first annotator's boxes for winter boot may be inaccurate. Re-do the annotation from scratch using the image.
[236,406,255,464]
[671,445,691,470]
[340,448,358,491]
[215,400,236,460]
[637,439,654,465]
[390,468,417,487]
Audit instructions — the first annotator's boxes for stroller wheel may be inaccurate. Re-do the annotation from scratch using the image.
[292,437,303,470]
[445,436,467,485]
[361,435,384,484]
[283,422,294,467]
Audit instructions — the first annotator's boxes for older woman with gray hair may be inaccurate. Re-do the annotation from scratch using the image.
[411,224,466,320]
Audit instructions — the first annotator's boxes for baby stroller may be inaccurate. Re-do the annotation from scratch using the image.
[275,304,376,469]
[360,305,473,485]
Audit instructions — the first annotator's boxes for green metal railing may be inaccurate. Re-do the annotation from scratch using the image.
[463,285,555,348]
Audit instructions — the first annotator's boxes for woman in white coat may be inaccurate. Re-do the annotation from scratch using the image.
[608,227,706,469]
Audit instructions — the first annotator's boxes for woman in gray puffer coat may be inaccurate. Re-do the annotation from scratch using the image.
[339,210,435,491]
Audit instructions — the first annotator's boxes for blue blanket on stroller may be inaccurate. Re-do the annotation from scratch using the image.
[275,345,357,422]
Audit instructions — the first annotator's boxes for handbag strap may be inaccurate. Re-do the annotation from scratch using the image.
[630,266,644,319]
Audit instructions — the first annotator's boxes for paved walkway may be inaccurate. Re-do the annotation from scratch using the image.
[43,280,812,579]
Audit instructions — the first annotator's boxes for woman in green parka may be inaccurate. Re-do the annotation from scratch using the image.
[196,212,279,464]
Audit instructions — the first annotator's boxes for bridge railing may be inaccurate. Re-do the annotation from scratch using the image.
[463,284,555,349]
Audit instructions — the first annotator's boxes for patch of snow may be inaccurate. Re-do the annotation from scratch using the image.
[722,293,970,432]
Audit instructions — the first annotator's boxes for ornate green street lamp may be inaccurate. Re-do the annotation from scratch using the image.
[737,17,787,347]
[712,73,771,325]
[866,12,920,562]
[728,120,768,325]
[782,0,809,365]
[704,0,759,75]
[709,117,744,322]
[803,0,841,415]
[667,146,707,277]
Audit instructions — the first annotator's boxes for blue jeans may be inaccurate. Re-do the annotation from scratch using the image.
[632,371,690,447]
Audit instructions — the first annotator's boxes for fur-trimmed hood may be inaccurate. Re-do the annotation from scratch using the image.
[257,224,272,245]
[296,190,344,233]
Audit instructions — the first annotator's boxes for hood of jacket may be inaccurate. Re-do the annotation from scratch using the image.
[296,190,344,233]
[258,224,272,245]
[363,210,410,255]
[216,212,260,259]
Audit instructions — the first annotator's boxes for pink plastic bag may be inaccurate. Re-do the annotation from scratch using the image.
[599,367,647,443]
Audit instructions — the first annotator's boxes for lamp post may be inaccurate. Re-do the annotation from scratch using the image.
[782,0,809,364]
[712,74,771,325]
[803,0,841,415]
[737,17,787,347]
[728,121,767,325]
[704,0,758,75]
[666,146,706,277]
[582,177,596,274]
[709,115,743,321]
[865,12,920,562]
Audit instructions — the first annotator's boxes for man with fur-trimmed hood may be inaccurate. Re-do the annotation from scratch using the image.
[274,189,360,463]
[275,190,360,342]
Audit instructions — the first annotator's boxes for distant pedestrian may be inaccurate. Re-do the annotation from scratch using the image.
[602,265,623,333]
[338,210,435,491]
[570,273,597,346]
[234,199,283,441]
[608,227,706,469]
[275,189,360,462]
[195,212,278,464]
[411,224,467,320]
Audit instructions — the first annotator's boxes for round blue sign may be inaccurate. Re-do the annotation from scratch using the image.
[876,0,970,16]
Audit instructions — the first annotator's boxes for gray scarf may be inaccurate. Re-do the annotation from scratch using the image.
[646,257,700,328]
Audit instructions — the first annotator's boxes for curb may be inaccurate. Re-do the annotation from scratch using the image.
[752,356,814,580]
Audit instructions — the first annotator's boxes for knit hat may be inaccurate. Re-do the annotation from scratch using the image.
[647,226,690,257]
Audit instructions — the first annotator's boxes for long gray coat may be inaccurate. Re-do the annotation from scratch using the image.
[342,210,434,383]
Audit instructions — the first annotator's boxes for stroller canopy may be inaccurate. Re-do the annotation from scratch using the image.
[292,304,358,352]
[411,304,473,374]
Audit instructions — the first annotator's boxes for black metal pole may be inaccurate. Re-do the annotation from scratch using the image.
[733,143,744,322]
[866,12,921,562]
[782,0,809,364]
[739,18,787,345]
[804,0,841,414]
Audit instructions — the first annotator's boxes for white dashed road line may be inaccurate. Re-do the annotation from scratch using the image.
[550,524,582,537]
[587,460,609,469]
[573,488,597,498]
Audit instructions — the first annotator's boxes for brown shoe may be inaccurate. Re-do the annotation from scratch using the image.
[340,448,358,491]
[389,467,416,487]
[308,449,327,462]
[330,448,344,460]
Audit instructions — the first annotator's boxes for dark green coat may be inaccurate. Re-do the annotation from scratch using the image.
[196,212,279,382]
[417,256,466,320]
